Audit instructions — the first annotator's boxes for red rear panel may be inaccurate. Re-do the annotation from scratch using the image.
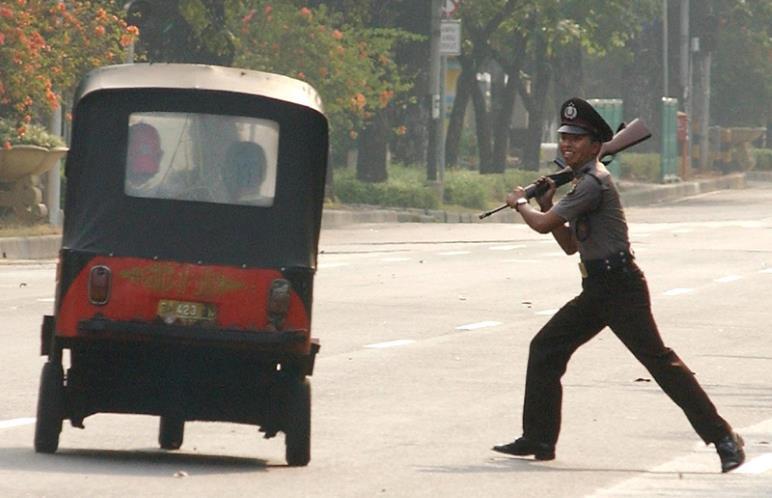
[56,256,310,350]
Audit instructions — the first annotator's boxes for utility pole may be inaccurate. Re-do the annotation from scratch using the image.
[680,0,691,173]
[662,0,669,97]
[427,0,442,182]
[46,106,63,226]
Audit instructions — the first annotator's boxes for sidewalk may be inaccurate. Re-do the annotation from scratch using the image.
[0,172,755,260]
[322,172,748,227]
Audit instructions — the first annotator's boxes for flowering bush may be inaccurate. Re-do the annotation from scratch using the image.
[0,116,65,149]
[230,2,415,156]
[0,1,137,142]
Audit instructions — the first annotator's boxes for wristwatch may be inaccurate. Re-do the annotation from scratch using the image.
[515,197,528,211]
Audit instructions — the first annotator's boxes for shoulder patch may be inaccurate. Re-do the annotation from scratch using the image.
[567,177,582,195]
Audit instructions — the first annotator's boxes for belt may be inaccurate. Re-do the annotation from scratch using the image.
[579,250,635,278]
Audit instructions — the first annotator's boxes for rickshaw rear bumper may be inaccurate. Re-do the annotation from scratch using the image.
[54,317,319,375]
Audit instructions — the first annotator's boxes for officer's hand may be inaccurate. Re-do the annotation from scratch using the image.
[535,176,557,211]
[506,187,526,208]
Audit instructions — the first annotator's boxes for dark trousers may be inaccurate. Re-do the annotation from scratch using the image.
[521,263,730,445]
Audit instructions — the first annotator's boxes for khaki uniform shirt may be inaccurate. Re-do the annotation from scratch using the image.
[551,160,631,260]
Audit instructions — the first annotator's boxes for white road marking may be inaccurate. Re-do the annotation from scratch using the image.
[0,418,35,429]
[365,339,415,349]
[488,245,526,251]
[663,287,693,296]
[380,257,411,262]
[36,297,55,302]
[318,262,350,269]
[535,309,558,316]
[587,418,772,496]
[714,275,742,283]
[502,259,542,264]
[437,251,470,256]
[761,268,772,274]
[735,453,772,475]
[455,321,501,331]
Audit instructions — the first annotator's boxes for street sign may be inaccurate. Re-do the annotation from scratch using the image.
[440,20,461,56]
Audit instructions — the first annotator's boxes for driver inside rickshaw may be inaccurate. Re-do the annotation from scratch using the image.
[222,141,267,203]
[125,122,164,195]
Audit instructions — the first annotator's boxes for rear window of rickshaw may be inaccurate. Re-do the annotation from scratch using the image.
[124,112,279,207]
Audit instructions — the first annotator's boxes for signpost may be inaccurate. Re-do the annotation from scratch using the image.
[440,20,461,56]
[429,0,461,186]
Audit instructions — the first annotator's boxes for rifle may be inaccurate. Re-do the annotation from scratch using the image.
[599,118,652,164]
[478,118,652,220]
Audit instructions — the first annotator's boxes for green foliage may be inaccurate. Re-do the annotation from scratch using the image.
[443,170,489,210]
[334,164,543,210]
[444,168,540,209]
[334,165,439,209]
[619,153,661,183]
[753,149,772,171]
[0,118,65,149]
[711,1,772,127]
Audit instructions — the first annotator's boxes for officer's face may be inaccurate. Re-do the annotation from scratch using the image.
[559,133,601,168]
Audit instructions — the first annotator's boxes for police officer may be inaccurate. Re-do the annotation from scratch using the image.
[492,98,745,473]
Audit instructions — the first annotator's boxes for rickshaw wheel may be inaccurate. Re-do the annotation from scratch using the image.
[159,416,185,450]
[284,378,311,466]
[34,361,65,453]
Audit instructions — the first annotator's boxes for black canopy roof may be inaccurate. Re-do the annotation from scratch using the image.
[62,64,329,269]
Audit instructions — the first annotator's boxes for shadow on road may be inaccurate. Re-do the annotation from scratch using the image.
[0,446,286,477]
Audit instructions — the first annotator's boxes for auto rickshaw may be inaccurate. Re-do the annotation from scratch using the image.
[34,63,327,466]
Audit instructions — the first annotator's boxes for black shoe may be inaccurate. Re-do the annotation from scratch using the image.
[715,432,745,473]
[492,437,555,460]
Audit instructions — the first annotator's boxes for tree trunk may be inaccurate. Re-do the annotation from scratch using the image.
[445,57,474,167]
[473,80,494,173]
[518,37,552,172]
[356,111,389,182]
[491,71,519,172]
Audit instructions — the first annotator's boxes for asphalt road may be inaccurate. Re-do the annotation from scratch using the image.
[1,182,771,497]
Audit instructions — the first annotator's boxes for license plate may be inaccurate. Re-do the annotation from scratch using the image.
[158,299,217,324]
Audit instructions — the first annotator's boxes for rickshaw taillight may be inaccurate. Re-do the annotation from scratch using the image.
[267,279,291,329]
[88,266,112,305]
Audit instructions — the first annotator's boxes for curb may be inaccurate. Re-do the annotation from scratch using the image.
[0,172,761,260]
[0,235,62,260]
[619,172,746,207]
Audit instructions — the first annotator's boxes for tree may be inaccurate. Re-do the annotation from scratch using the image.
[710,0,772,128]
[126,0,234,65]
[446,0,660,173]
[445,0,522,173]
[232,3,412,174]
[0,0,136,142]
[500,0,660,171]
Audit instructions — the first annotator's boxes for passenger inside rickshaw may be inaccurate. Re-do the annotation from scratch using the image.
[222,141,267,203]
[125,122,164,194]
[124,112,278,206]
